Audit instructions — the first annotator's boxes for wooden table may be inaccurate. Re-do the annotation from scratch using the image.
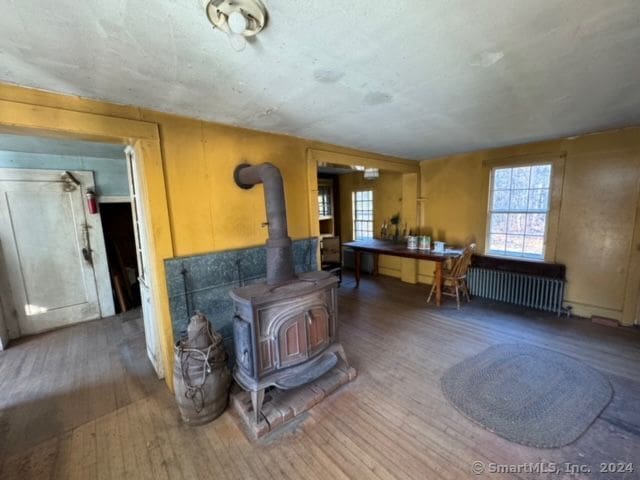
[343,239,462,306]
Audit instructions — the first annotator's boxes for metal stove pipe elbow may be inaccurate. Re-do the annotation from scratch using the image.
[234,163,295,285]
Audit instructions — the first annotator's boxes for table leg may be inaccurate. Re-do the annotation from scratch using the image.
[355,250,361,288]
[373,253,379,276]
[435,262,442,307]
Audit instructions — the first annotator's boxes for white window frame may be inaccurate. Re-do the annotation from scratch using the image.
[318,185,332,217]
[486,163,552,260]
[352,190,374,240]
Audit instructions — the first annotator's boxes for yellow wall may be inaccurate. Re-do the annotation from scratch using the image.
[0,83,411,387]
[138,113,413,259]
[419,128,640,325]
[140,112,315,256]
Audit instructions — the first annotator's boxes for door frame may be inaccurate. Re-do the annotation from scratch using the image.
[306,148,420,281]
[0,168,114,337]
[0,98,175,387]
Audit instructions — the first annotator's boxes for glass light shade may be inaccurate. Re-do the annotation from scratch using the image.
[228,11,248,34]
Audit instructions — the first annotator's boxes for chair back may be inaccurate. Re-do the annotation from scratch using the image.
[450,243,475,278]
[321,236,341,264]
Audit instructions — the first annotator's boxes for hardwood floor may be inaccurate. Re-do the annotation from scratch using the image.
[1,274,639,479]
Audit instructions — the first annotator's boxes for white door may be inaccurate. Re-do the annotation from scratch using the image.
[0,169,110,336]
[126,147,164,378]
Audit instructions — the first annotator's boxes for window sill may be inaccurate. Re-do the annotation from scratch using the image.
[473,253,565,279]
[484,252,546,263]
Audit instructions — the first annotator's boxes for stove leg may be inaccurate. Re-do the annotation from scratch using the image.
[251,388,265,424]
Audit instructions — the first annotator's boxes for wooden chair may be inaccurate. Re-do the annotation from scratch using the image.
[321,236,342,284]
[427,243,475,309]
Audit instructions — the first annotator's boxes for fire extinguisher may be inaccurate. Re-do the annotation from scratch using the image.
[86,189,98,214]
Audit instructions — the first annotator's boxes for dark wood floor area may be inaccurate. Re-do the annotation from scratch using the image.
[1,274,639,479]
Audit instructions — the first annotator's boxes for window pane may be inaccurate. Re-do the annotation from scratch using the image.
[528,189,548,211]
[531,165,551,188]
[509,189,528,210]
[490,213,508,233]
[488,163,551,258]
[494,168,511,190]
[511,167,530,189]
[489,233,506,251]
[523,236,544,256]
[492,190,510,211]
[353,190,373,240]
[505,234,524,253]
[507,213,526,234]
[525,213,546,235]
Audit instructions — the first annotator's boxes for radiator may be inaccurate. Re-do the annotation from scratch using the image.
[467,267,565,314]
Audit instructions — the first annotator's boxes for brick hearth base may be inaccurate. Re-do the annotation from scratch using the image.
[231,360,357,439]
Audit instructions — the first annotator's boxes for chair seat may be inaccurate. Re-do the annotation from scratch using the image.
[427,244,475,309]
[441,272,467,282]
[321,261,341,269]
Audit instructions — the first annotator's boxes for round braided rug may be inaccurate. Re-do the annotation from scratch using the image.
[441,343,613,448]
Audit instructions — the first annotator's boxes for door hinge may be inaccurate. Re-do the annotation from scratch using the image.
[82,247,93,265]
[61,171,81,192]
[82,223,93,265]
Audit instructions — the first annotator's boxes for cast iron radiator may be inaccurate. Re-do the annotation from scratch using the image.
[467,256,566,315]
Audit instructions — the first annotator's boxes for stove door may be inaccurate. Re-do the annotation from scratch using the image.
[306,306,331,357]
[278,313,308,368]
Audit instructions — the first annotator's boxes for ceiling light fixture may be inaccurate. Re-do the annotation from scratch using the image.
[363,168,380,180]
[206,0,268,51]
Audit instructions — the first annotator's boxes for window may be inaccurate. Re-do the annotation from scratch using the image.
[318,185,332,217]
[487,164,552,259]
[352,190,373,240]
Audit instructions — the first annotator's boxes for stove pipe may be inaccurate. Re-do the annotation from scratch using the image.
[234,163,295,285]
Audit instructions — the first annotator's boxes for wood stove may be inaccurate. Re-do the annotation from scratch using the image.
[230,163,350,423]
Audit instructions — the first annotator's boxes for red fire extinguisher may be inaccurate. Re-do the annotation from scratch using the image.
[86,190,98,214]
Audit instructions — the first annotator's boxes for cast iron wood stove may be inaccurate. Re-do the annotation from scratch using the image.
[230,163,349,423]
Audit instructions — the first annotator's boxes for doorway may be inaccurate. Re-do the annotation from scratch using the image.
[99,203,141,313]
[0,97,173,386]
[0,133,164,378]
[307,149,420,283]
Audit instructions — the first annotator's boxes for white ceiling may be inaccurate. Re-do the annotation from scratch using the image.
[1,1,639,160]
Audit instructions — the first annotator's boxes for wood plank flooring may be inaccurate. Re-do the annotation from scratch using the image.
[1,274,639,479]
